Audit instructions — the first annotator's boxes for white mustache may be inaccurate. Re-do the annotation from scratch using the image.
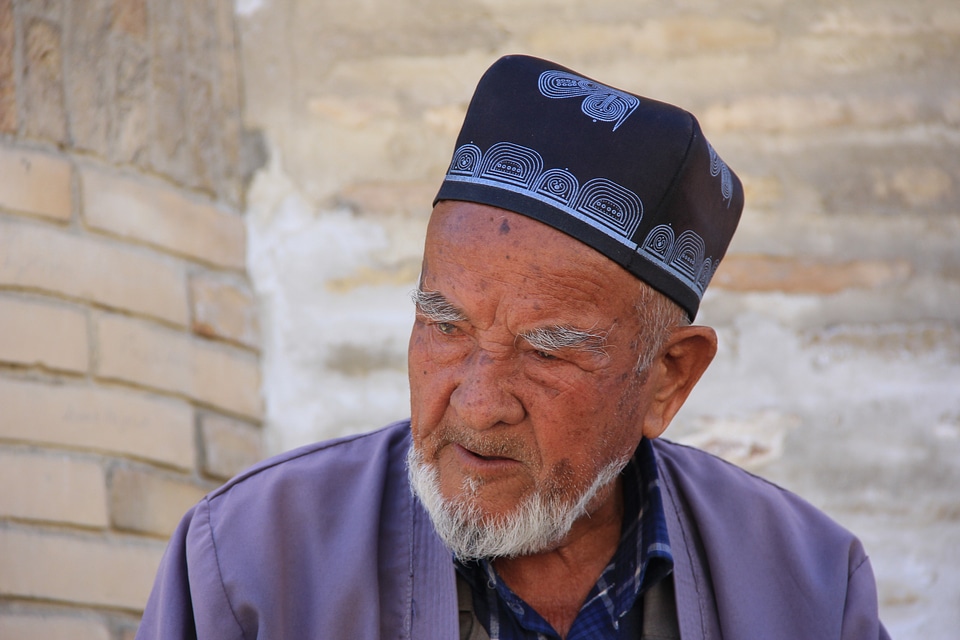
[432,423,532,464]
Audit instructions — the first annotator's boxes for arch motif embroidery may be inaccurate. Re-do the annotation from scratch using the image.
[478,142,543,188]
[574,178,642,237]
[445,142,642,241]
[443,142,717,301]
[640,225,713,296]
[707,142,734,206]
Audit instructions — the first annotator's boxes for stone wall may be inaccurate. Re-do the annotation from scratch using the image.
[238,1,959,638]
[0,1,262,637]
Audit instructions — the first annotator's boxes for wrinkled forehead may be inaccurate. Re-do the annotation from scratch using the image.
[421,201,641,308]
[424,200,624,270]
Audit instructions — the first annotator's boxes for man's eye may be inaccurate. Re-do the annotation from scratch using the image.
[534,349,557,360]
[435,322,457,335]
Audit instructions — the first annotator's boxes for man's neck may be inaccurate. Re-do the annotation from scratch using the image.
[492,477,625,638]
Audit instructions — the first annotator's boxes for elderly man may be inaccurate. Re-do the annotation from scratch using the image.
[137,56,889,639]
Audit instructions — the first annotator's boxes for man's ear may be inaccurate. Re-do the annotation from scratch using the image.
[642,325,718,440]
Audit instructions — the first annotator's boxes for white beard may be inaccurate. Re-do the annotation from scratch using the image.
[406,445,628,561]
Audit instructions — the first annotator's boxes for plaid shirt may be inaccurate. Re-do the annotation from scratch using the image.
[455,437,673,640]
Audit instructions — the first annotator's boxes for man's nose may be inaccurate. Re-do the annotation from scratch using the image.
[449,349,525,430]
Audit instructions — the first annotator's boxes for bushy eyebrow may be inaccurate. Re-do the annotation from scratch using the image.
[518,325,608,356]
[412,287,607,355]
[411,288,467,323]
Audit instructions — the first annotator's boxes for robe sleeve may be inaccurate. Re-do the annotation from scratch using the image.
[841,552,892,640]
[135,501,245,640]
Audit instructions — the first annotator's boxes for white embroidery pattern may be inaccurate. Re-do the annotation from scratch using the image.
[445,142,716,299]
[707,142,734,206]
[538,70,640,131]
[640,225,716,296]
[448,141,641,240]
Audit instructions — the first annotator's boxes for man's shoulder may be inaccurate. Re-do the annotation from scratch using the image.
[652,437,797,497]
[205,419,412,505]
[653,438,834,516]
[653,437,862,558]
[155,419,437,638]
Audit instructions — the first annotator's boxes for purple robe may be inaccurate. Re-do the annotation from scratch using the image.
[136,420,889,639]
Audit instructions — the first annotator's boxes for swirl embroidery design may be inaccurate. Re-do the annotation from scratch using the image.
[538,70,640,131]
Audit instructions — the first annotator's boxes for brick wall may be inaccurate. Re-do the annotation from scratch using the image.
[0,1,262,637]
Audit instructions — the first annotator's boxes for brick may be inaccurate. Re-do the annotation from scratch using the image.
[637,16,777,55]
[0,613,110,640]
[147,0,189,182]
[0,296,87,372]
[148,54,188,180]
[111,28,150,164]
[809,8,937,37]
[184,0,216,65]
[110,467,207,537]
[63,0,113,156]
[217,113,243,206]
[215,0,241,117]
[888,166,953,208]
[0,218,189,325]
[0,0,16,133]
[0,146,73,220]
[96,313,262,419]
[0,377,195,470]
[184,70,219,194]
[527,18,776,59]
[81,165,246,270]
[293,0,502,60]
[945,94,960,126]
[740,174,783,209]
[190,271,260,348]
[702,95,849,133]
[324,261,421,293]
[847,95,921,128]
[340,180,438,217]
[0,449,108,527]
[712,254,913,294]
[0,528,164,610]
[200,413,262,479]
[22,17,68,143]
[703,92,935,133]
[114,0,147,39]
[679,411,802,471]
[806,322,960,358]
[20,0,62,20]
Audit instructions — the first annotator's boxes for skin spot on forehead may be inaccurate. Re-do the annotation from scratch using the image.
[499,218,511,235]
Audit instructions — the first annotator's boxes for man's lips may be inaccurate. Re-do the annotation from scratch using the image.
[451,443,522,469]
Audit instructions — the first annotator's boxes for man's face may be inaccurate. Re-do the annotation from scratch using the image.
[408,201,659,551]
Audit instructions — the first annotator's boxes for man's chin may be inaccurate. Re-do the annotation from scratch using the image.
[406,444,622,561]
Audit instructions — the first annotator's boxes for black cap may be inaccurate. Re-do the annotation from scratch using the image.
[434,55,744,320]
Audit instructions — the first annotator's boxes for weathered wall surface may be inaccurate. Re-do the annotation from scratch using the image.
[238,1,959,638]
[0,1,262,637]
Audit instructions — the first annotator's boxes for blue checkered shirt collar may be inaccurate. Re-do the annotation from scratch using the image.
[454,437,673,640]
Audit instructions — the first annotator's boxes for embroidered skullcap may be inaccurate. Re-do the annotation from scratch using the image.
[434,55,744,320]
